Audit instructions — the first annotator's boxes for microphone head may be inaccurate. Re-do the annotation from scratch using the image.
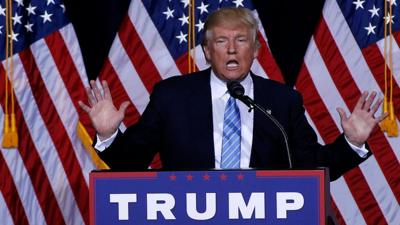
[227,81,245,99]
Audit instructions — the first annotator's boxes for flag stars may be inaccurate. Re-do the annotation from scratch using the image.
[14,0,24,7]
[353,0,365,10]
[163,7,174,20]
[387,0,397,6]
[47,0,55,5]
[26,4,37,16]
[233,0,244,7]
[197,2,209,15]
[0,4,5,16]
[0,25,3,34]
[60,4,66,13]
[364,23,376,35]
[25,22,34,32]
[8,32,19,42]
[178,14,189,26]
[41,11,52,23]
[12,12,22,25]
[368,5,380,18]
[384,13,395,24]
[176,31,187,44]
[195,19,204,32]
[181,0,190,8]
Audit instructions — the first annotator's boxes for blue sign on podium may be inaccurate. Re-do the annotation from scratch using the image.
[90,170,328,225]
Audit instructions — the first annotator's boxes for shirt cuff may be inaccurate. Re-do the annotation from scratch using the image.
[94,130,118,152]
[344,135,369,158]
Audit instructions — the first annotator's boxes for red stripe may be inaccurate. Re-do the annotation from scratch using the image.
[19,49,90,225]
[330,198,346,225]
[99,59,141,127]
[118,15,162,93]
[361,44,400,120]
[256,32,285,83]
[0,65,66,225]
[44,31,96,137]
[175,51,200,75]
[296,63,387,224]
[0,152,30,225]
[315,18,400,203]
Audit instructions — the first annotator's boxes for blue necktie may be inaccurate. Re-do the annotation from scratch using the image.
[221,96,241,169]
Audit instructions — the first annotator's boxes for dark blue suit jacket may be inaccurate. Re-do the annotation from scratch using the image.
[98,69,369,180]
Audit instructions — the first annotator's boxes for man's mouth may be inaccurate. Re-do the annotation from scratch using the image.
[226,60,239,70]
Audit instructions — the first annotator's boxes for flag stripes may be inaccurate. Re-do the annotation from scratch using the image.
[0,24,95,225]
[297,0,400,224]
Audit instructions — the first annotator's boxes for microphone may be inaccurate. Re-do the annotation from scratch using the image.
[227,81,293,169]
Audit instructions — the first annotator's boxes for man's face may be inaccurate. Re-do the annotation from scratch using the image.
[203,24,259,82]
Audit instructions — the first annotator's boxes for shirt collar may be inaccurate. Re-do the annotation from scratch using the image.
[210,69,253,99]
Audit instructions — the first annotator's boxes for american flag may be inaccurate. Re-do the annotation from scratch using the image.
[297,0,400,224]
[97,0,283,136]
[0,0,98,224]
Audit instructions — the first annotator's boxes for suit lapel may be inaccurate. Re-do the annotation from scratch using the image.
[250,74,285,168]
[185,69,215,167]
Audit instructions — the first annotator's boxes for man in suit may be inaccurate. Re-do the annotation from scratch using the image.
[79,7,386,181]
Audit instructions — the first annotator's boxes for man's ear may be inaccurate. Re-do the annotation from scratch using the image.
[253,44,260,59]
[202,44,211,61]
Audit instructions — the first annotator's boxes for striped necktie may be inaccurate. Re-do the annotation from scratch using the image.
[221,96,241,169]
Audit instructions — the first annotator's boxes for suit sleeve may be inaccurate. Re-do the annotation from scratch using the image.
[97,85,164,171]
[289,91,371,180]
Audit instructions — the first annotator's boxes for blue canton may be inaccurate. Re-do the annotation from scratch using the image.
[337,0,400,48]
[0,0,68,60]
[142,0,255,60]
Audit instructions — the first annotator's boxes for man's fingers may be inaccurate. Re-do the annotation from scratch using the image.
[102,80,112,100]
[119,101,130,115]
[78,101,91,113]
[363,91,377,110]
[336,107,348,122]
[368,96,383,116]
[354,91,369,110]
[376,112,389,123]
[90,80,103,102]
[86,86,97,107]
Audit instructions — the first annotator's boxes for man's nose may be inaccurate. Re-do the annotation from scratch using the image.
[227,41,237,54]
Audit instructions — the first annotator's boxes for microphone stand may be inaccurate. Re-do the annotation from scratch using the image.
[239,96,293,169]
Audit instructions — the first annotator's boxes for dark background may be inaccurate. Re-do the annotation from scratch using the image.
[63,0,325,86]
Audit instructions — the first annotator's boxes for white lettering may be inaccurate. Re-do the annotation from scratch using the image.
[186,193,216,220]
[147,193,176,220]
[229,192,265,219]
[276,192,304,219]
[109,194,137,220]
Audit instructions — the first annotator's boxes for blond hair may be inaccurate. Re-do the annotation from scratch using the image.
[201,7,260,48]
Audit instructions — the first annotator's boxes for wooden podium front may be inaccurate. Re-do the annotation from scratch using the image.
[90,169,330,225]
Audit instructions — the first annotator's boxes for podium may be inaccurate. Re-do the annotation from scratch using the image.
[90,169,330,225]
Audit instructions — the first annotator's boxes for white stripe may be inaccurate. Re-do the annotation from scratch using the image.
[59,24,89,86]
[0,150,46,225]
[0,192,14,225]
[376,35,400,93]
[129,0,180,78]
[108,36,150,114]
[30,39,95,184]
[304,111,324,144]
[323,0,400,161]
[7,55,84,225]
[359,156,400,224]
[304,37,395,224]
[252,59,269,78]
[31,39,95,184]
[331,177,367,225]
[194,44,208,71]
[0,108,46,225]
